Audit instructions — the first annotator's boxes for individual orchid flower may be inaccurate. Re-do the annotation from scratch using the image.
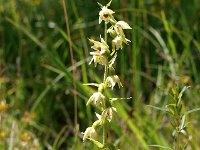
[108,21,131,50]
[99,6,115,24]
[113,21,132,36]
[101,107,117,122]
[112,35,131,50]
[108,21,131,36]
[82,127,98,142]
[106,75,123,89]
[89,51,108,66]
[112,36,123,50]
[87,92,105,107]
[89,38,109,55]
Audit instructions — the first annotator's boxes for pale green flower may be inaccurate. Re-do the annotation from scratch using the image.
[108,21,131,50]
[108,21,131,36]
[112,35,131,50]
[106,75,123,89]
[89,38,109,66]
[94,107,117,123]
[87,92,105,107]
[82,127,98,142]
[114,21,132,36]
[112,36,123,50]
[89,51,108,66]
[99,6,115,24]
[89,38,109,55]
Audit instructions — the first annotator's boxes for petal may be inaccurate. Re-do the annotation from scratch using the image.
[87,94,94,105]
[83,127,92,141]
[116,21,132,29]
[90,128,98,140]
[95,112,102,120]
[94,92,101,103]
[89,57,94,65]
[90,51,100,56]
[112,107,117,112]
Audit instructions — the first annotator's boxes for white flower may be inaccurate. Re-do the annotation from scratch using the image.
[89,38,109,66]
[109,21,131,36]
[114,21,131,36]
[112,35,130,50]
[82,127,98,142]
[112,36,123,50]
[102,107,117,122]
[112,35,131,50]
[106,75,123,89]
[87,92,105,107]
[99,6,115,24]
[108,21,131,50]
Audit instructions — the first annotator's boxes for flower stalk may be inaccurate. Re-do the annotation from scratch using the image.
[103,22,108,145]
[82,1,131,149]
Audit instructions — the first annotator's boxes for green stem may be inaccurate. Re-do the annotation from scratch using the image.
[175,132,180,150]
[103,22,108,83]
[105,23,107,43]
[103,22,108,146]
[103,65,108,82]
[103,64,108,146]
[103,122,107,145]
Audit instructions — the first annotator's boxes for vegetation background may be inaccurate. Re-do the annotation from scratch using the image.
[0,0,200,149]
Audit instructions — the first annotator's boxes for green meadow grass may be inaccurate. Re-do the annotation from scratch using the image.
[0,0,200,149]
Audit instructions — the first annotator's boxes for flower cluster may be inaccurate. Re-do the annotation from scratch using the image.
[83,0,131,148]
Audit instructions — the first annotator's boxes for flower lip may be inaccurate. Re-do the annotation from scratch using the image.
[103,14,109,18]
[96,47,101,51]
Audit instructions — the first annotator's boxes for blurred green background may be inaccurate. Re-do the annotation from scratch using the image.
[0,0,200,149]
